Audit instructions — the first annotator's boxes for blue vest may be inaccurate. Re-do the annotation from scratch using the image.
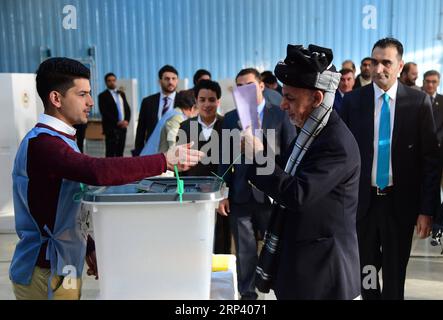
[10,127,87,290]
[140,108,180,156]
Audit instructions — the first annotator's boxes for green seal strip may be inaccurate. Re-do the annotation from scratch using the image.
[174,165,184,203]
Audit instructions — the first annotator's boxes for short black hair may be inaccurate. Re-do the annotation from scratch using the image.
[372,37,404,58]
[194,80,222,99]
[361,57,372,65]
[36,57,90,108]
[104,72,116,82]
[175,90,196,111]
[193,69,212,86]
[261,71,278,84]
[339,68,355,76]
[158,65,178,79]
[424,70,441,80]
[235,68,262,83]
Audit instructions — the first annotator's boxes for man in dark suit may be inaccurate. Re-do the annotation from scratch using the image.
[178,80,230,254]
[243,44,361,299]
[400,62,421,91]
[333,68,355,113]
[178,80,223,177]
[134,65,179,156]
[423,70,443,158]
[423,70,443,237]
[217,68,296,300]
[98,73,131,157]
[353,57,373,89]
[340,38,441,300]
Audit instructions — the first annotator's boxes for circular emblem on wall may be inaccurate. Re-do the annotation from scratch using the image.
[22,91,30,108]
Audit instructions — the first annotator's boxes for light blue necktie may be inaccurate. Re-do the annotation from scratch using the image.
[376,93,391,190]
[114,91,123,121]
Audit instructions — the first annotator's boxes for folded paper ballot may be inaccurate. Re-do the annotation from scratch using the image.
[232,83,259,131]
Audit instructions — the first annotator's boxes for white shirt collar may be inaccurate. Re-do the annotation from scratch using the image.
[160,91,176,101]
[257,98,266,115]
[373,80,398,101]
[108,88,119,94]
[197,115,217,129]
[38,114,77,136]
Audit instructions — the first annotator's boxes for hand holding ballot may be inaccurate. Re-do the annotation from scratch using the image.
[165,142,205,171]
[241,126,264,161]
[233,82,265,160]
[233,83,261,131]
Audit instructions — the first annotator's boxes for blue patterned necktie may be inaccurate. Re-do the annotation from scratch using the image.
[114,91,123,121]
[376,93,391,190]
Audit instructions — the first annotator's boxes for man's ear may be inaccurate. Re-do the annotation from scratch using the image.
[312,90,324,108]
[48,91,62,109]
[398,59,405,75]
[258,81,265,93]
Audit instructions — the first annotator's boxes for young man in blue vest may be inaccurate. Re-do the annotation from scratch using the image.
[10,57,203,300]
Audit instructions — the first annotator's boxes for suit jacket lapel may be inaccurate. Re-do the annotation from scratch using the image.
[362,85,375,160]
[392,83,407,152]
[153,93,161,121]
[105,90,117,108]
[261,100,274,135]
[433,95,443,130]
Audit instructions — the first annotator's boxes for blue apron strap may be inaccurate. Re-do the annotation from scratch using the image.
[43,225,57,300]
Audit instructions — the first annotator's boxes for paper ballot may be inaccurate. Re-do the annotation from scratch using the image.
[232,83,259,131]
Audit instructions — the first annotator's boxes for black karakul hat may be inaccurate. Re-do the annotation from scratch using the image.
[275,44,337,90]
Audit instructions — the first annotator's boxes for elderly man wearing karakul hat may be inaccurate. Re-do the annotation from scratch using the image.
[242,44,362,300]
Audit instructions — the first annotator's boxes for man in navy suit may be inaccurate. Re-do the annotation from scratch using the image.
[340,38,441,299]
[423,70,443,158]
[134,65,179,156]
[217,68,296,300]
[333,68,355,114]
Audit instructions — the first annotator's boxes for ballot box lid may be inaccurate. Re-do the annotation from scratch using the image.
[82,176,225,203]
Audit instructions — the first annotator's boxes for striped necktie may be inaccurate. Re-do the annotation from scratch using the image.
[161,97,169,116]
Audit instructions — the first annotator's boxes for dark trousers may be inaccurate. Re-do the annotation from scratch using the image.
[105,128,127,157]
[214,214,232,254]
[357,189,415,300]
[229,199,271,299]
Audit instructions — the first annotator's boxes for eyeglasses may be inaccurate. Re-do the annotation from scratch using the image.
[424,79,439,84]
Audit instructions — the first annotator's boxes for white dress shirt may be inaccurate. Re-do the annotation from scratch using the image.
[358,75,372,87]
[257,99,266,127]
[38,114,77,136]
[198,115,217,141]
[371,81,398,187]
[108,89,125,120]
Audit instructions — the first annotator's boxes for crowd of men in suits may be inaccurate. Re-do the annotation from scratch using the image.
[92,37,443,300]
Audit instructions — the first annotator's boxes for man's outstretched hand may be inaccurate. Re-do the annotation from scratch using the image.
[165,142,205,171]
